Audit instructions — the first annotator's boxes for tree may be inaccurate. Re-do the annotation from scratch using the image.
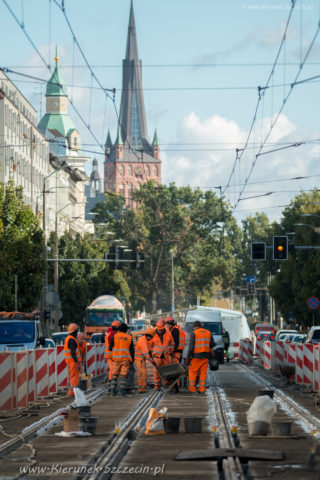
[93,182,242,313]
[0,181,45,311]
[48,232,130,326]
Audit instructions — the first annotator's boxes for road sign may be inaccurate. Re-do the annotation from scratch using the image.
[307,296,320,310]
[246,276,256,284]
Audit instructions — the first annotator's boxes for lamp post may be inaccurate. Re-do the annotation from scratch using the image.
[169,249,175,313]
[41,160,70,334]
[294,223,320,233]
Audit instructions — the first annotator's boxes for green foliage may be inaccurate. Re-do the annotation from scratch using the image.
[0,181,45,311]
[48,232,130,326]
[93,183,242,313]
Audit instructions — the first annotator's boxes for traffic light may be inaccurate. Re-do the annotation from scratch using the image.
[251,242,266,261]
[131,252,145,270]
[273,236,288,260]
[248,283,255,295]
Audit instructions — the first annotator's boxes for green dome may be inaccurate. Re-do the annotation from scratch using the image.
[38,113,77,139]
[46,62,68,97]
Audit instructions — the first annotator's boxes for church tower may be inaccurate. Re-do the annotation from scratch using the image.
[104,0,161,203]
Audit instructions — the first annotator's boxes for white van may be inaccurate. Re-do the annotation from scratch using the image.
[0,319,42,351]
[183,307,224,363]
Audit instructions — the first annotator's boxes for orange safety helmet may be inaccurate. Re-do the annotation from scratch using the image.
[77,332,85,342]
[68,323,78,334]
[146,327,155,336]
[111,320,121,328]
[156,319,165,329]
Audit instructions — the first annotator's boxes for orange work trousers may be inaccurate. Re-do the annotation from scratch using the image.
[112,359,130,379]
[135,359,148,391]
[188,358,208,393]
[67,361,79,396]
[153,355,172,390]
[107,359,114,381]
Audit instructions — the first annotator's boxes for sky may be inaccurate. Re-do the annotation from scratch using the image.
[1,0,320,223]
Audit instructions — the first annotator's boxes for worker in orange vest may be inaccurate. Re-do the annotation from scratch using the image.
[186,320,215,394]
[77,332,87,374]
[149,319,174,391]
[108,323,134,397]
[64,323,82,397]
[105,320,121,387]
[165,316,184,364]
[135,327,155,393]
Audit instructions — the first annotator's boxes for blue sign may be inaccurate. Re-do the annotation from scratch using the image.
[307,296,320,310]
[246,276,256,284]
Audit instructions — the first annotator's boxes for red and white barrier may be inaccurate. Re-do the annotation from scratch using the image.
[48,348,57,395]
[262,342,272,370]
[35,349,49,397]
[230,341,240,359]
[313,345,320,392]
[295,345,304,385]
[28,351,35,404]
[273,341,284,375]
[0,353,16,410]
[56,345,67,390]
[303,343,314,386]
[99,343,106,375]
[240,339,253,363]
[256,338,262,358]
[16,352,28,409]
[86,344,96,377]
[284,342,296,364]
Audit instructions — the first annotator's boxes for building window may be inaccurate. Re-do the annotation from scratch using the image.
[73,136,77,146]
[153,166,158,177]
[128,165,133,176]
[145,165,150,176]
[119,165,125,176]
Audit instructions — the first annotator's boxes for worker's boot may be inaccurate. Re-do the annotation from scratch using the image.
[119,377,127,397]
[111,378,117,397]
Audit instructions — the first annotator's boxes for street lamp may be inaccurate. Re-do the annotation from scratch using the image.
[294,223,320,233]
[169,249,175,313]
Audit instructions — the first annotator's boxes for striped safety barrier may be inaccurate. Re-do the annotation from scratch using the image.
[16,351,28,409]
[313,345,320,393]
[56,345,68,390]
[48,348,57,395]
[240,339,253,363]
[35,349,49,397]
[273,341,284,375]
[262,341,272,370]
[295,345,304,385]
[0,352,16,410]
[86,344,96,377]
[255,338,262,358]
[28,351,35,403]
[303,343,314,386]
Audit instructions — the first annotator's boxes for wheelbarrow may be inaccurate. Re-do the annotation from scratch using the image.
[156,363,186,394]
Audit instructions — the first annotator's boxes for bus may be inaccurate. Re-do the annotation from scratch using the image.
[84,295,126,338]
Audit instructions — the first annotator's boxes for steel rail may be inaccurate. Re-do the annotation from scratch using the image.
[238,363,320,431]
[0,387,106,458]
[81,390,161,480]
[210,373,247,480]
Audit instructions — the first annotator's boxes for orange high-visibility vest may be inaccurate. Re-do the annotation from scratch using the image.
[105,331,113,360]
[176,325,186,350]
[111,332,132,362]
[193,328,211,354]
[135,335,151,362]
[64,335,81,364]
[150,331,174,358]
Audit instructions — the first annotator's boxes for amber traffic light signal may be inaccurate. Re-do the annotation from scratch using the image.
[273,236,288,260]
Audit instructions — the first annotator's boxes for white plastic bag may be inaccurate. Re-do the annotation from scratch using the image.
[247,395,276,424]
[74,387,88,407]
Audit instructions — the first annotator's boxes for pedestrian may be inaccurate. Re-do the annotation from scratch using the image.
[135,327,155,393]
[64,323,82,397]
[223,328,230,362]
[77,332,87,374]
[105,320,121,387]
[108,323,134,397]
[149,319,174,391]
[186,320,215,394]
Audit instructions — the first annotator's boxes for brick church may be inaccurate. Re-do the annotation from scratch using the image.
[103,0,161,205]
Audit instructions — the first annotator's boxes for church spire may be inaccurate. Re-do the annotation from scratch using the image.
[119,0,149,148]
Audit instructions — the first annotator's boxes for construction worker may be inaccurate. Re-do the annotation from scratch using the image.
[105,320,121,386]
[77,332,87,374]
[186,320,215,394]
[64,323,82,397]
[223,328,230,363]
[165,316,184,364]
[149,319,174,391]
[108,323,134,397]
[135,327,155,393]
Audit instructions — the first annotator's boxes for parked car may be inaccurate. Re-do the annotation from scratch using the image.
[306,326,320,345]
[52,332,68,345]
[257,331,275,341]
[255,323,276,335]
[275,329,298,340]
[292,334,307,343]
[90,332,105,344]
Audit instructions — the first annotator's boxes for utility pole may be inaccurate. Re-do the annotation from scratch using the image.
[170,250,175,313]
